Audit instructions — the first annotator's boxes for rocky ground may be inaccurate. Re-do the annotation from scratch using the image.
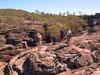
[0,25,100,75]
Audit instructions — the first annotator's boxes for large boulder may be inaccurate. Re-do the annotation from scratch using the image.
[75,53,93,66]
[0,46,69,75]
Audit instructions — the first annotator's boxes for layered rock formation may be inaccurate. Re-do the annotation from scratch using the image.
[0,25,100,75]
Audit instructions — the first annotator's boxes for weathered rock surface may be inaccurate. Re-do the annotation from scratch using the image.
[0,25,100,75]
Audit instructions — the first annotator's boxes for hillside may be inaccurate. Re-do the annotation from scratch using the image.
[0,9,85,46]
[0,9,85,32]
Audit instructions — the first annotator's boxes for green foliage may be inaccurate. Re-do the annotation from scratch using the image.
[0,9,86,36]
[48,15,85,37]
[48,23,68,37]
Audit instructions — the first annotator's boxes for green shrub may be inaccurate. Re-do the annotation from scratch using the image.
[0,9,86,37]
[48,15,85,37]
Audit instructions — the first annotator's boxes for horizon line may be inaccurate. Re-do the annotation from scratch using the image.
[0,8,99,15]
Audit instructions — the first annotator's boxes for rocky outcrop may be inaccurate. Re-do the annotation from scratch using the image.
[0,46,68,75]
[0,25,100,75]
[4,29,38,48]
[1,42,99,75]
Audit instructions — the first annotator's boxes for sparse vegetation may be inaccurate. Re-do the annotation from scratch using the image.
[0,9,85,37]
[48,15,85,37]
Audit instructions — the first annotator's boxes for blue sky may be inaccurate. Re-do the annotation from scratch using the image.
[0,0,99,15]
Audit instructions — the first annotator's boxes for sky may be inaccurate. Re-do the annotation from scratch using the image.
[0,0,99,15]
